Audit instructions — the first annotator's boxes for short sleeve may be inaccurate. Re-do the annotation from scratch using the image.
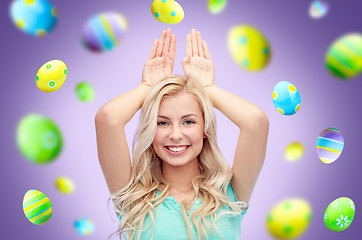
[116,212,122,221]
[227,182,249,215]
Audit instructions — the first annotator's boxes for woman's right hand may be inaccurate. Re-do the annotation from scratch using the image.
[141,28,176,87]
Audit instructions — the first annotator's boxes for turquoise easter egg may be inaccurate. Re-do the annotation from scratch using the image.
[208,0,227,14]
[81,12,128,52]
[23,189,52,225]
[316,127,344,164]
[151,0,184,24]
[272,81,301,115]
[10,0,58,36]
[324,197,355,232]
[326,33,362,79]
[309,1,329,19]
[74,217,95,235]
[75,81,95,102]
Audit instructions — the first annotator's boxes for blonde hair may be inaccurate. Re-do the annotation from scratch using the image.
[110,76,247,240]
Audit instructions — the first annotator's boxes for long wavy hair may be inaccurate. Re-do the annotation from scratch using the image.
[110,76,247,240]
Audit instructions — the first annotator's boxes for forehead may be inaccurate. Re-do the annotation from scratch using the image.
[158,92,202,117]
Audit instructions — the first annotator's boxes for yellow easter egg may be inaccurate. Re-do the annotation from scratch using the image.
[36,60,67,92]
[55,176,75,194]
[285,142,304,162]
[151,0,184,24]
[228,25,271,71]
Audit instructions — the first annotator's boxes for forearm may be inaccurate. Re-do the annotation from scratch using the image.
[205,85,268,129]
[96,83,152,125]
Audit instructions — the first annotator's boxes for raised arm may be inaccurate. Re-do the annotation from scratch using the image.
[183,29,269,205]
[95,29,176,194]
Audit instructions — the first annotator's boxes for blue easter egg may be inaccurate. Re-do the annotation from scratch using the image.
[316,127,344,164]
[10,0,58,36]
[74,217,95,235]
[272,81,301,115]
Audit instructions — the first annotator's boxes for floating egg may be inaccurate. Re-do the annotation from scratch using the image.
[285,142,304,162]
[326,33,362,79]
[74,217,95,235]
[272,81,301,115]
[23,189,52,225]
[81,12,128,52]
[316,127,344,164]
[36,60,67,92]
[151,0,184,24]
[16,113,63,164]
[228,25,271,71]
[55,176,75,194]
[208,0,227,14]
[309,1,329,19]
[75,81,95,102]
[10,0,58,36]
[324,197,355,232]
[266,198,312,239]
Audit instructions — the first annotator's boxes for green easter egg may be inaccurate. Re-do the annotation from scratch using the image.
[75,81,95,102]
[324,197,355,231]
[23,189,52,225]
[208,0,227,14]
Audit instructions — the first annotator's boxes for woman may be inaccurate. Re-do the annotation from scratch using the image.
[95,28,269,240]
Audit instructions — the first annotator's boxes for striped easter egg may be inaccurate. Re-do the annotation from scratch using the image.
[326,33,362,79]
[23,189,52,225]
[316,128,344,164]
[81,12,128,52]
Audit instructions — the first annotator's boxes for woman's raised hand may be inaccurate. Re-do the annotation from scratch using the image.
[141,28,176,87]
[181,29,215,88]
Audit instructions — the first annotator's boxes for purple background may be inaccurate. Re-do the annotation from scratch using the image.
[2,0,362,239]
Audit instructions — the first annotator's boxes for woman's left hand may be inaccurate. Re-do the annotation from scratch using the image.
[181,29,215,88]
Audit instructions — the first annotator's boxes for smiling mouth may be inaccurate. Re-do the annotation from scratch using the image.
[164,145,190,153]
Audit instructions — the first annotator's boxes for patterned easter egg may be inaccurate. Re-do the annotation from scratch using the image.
[208,0,227,14]
[316,127,344,164]
[36,60,67,92]
[74,217,95,235]
[326,33,362,79]
[81,13,128,52]
[324,197,355,232]
[75,81,95,102]
[266,198,312,239]
[23,189,52,225]
[151,0,184,24]
[285,142,304,162]
[16,113,63,164]
[228,25,271,71]
[10,0,58,36]
[272,81,301,115]
[55,176,75,194]
[309,1,329,19]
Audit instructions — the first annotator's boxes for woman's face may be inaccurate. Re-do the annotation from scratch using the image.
[152,92,206,168]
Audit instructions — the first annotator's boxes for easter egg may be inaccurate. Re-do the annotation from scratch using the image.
[55,176,75,194]
[81,12,128,52]
[326,33,362,79]
[324,197,355,232]
[23,189,52,225]
[16,113,63,164]
[208,0,227,14]
[74,217,95,235]
[316,127,344,164]
[309,1,329,19]
[36,60,67,92]
[151,0,184,24]
[266,198,312,239]
[272,81,301,115]
[10,0,58,36]
[285,142,304,162]
[228,25,271,71]
[75,81,95,102]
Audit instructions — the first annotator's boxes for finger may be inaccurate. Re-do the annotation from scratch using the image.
[156,31,166,57]
[162,28,171,57]
[202,40,212,60]
[185,34,191,58]
[148,39,159,59]
[169,34,176,60]
[197,31,204,58]
[191,29,198,57]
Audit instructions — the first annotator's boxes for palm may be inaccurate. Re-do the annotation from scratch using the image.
[143,56,173,84]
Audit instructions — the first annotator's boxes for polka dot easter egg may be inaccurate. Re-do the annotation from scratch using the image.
[228,25,271,71]
[81,12,128,52]
[74,217,95,235]
[55,176,75,194]
[326,33,362,79]
[75,81,95,102]
[10,0,58,36]
[36,60,67,92]
[208,0,227,14]
[309,1,329,19]
[316,127,344,164]
[151,0,184,24]
[16,113,63,164]
[324,197,355,232]
[272,81,301,115]
[23,189,52,225]
[285,142,304,162]
[266,198,312,239]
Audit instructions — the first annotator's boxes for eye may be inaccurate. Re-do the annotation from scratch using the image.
[157,121,168,126]
[184,120,195,125]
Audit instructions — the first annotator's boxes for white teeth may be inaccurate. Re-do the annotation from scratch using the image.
[167,146,187,152]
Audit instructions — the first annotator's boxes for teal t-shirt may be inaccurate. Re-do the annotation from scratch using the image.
[117,183,247,240]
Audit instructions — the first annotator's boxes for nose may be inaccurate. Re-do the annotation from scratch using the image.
[169,125,183,140]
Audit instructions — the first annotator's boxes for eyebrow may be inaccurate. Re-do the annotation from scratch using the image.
[157,114,198,119]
